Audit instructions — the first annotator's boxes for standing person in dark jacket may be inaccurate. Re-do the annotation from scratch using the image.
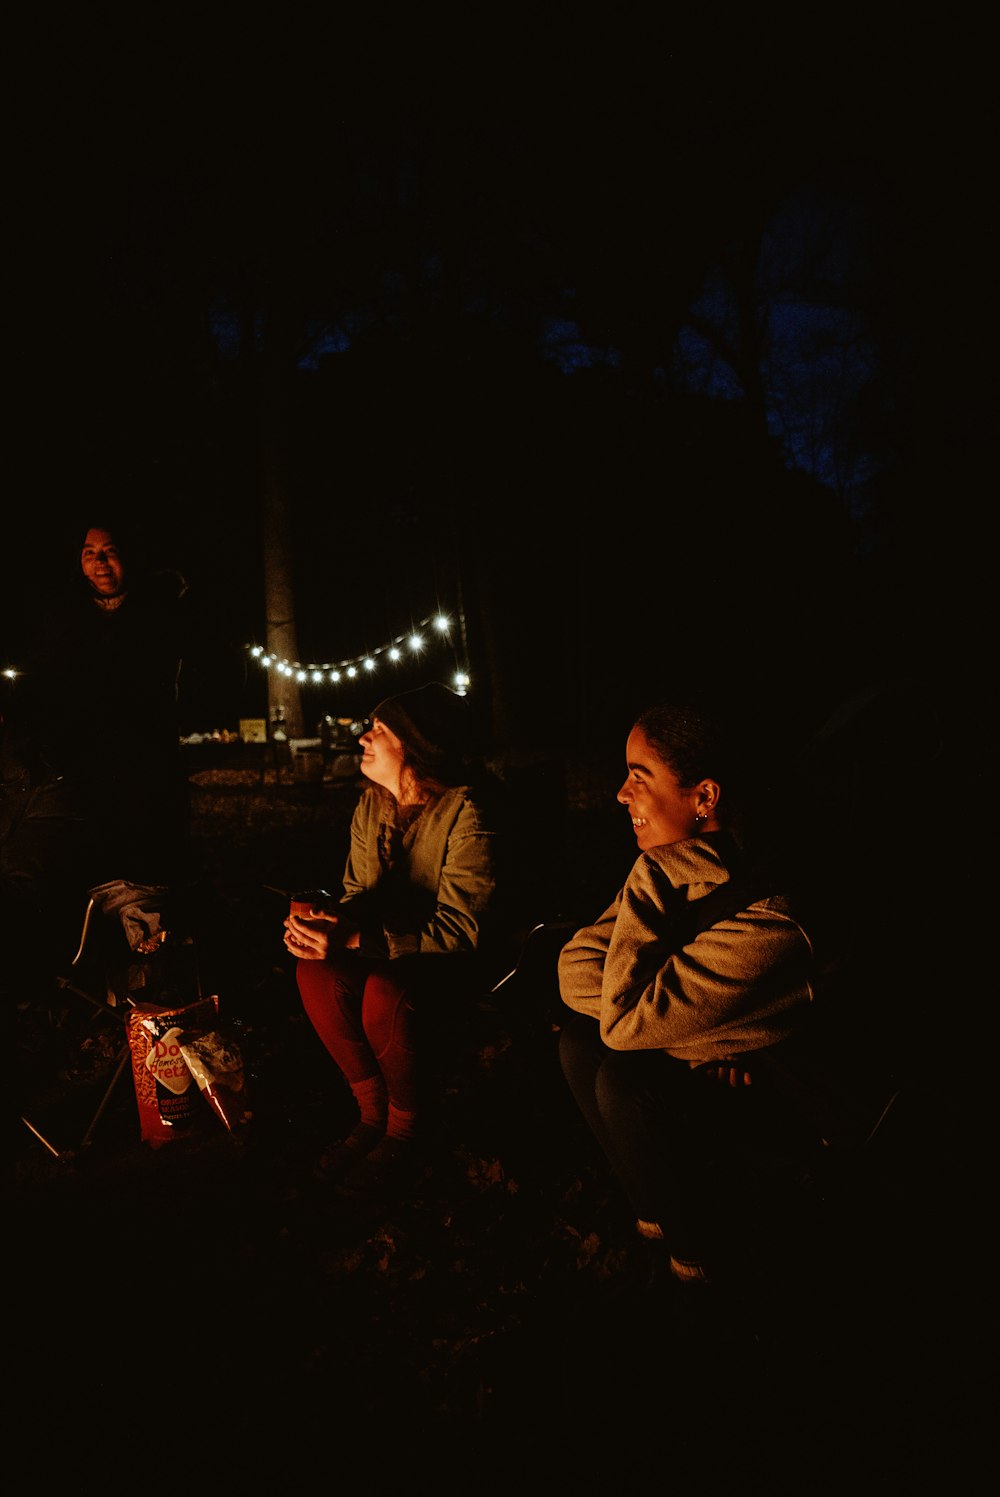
[283,682,510,1201]
[25,517,192,939]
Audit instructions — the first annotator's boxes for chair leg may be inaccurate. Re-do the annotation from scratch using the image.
[55,975,119,1015]
[20,1041,132,1162]
[79,1044,132,1150]
[19,1114,71,1162]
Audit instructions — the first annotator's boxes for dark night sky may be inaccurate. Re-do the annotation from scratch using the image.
[8,36,992,759]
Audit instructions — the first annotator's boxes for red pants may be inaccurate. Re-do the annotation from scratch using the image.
[295,950,477,1113]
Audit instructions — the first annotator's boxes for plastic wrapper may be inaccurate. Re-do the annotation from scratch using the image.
[178,1030,252,1132]
[127,995,220,1147]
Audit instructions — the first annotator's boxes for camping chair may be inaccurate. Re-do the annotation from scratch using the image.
[18,886,203,1163]
[486,917,580,1029]
[18,894,134,1162]
[490,918,579,993]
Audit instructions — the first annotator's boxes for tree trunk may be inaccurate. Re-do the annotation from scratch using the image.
[259,376,304,739]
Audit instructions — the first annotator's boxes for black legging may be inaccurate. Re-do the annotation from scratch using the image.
[558,1014,806,1265]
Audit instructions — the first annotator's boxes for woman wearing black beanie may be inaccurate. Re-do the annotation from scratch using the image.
[283,682,509,1199]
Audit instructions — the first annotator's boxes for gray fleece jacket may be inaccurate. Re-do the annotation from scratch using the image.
[558,836,813,1064]
[339,782,503,961]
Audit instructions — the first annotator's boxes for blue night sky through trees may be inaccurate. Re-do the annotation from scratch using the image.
[205,176,883,518]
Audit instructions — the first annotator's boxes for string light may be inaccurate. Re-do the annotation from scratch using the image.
[5,611,472,699]
[248,607,471,695]
[4,607,473,706]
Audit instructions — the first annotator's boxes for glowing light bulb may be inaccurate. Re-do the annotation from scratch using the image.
[409,634,424,652]
[347,666,357,678]
[389,647,401,661]
[331,670,341,682]
[433,615,450,632]
[363,657,375,671]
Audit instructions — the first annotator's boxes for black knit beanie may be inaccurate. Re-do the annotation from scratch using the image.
[370,682,470,766]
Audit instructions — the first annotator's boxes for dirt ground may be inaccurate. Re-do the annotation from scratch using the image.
[11,759,988,1484]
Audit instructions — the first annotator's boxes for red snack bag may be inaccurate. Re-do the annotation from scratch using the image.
[127,995,220,1147]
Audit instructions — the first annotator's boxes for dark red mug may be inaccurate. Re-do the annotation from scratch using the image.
[289,888,331,921]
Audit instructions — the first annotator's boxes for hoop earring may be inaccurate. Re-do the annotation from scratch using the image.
[693,812,708,829]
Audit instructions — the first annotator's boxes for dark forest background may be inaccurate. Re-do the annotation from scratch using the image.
[8,37,995,1482]
[7,32,992,784]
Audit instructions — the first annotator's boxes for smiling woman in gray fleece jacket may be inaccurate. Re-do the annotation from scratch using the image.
[558,697,814,1289]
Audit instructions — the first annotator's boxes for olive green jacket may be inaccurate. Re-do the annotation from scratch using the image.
[558,836,814,1064]
[340,782,504,961]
